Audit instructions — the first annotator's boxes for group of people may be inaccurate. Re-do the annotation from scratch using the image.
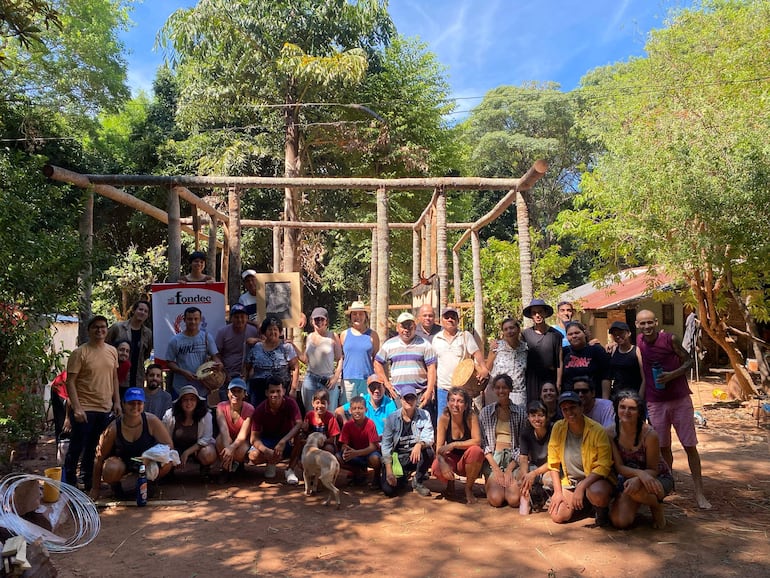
[59,262,710,528]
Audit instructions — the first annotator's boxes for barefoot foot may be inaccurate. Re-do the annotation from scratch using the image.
[465,487,478,504]
[651,503,666,529]
[696,493,712,510]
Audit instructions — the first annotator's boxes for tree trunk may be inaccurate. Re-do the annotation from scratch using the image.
[77,191,93,343]
[436,187,448,309]
[471,230,484,348]
[370,228,378,326]
[167,187,181,283]
[227,186,241,305]
[688,268,756,399]
[516,190,533,320]
[283,93,301,273]
[375,187,389,343]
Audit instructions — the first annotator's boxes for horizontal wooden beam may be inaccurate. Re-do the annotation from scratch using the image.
[180,218,474,230]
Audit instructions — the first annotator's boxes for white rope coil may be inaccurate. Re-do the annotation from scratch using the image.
[0,473,100,553]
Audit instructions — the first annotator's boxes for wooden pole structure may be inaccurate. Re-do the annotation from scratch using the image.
[77,190,93,343]
[436,187,448,310]
[167,187,181,282]
[375,187,389,342]
[227,186,241,304]
[207,215,218,280]
[272,226,282,273]
[370,228,378,330]
[516,190,534,311]
[424,219,432,285]
[452,249,462,305]
[236,219,471,230]
[470,230,484,347]
[412,229,421,289]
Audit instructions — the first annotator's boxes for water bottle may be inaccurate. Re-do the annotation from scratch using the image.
[652,363,665,390]
[136,464,148,506]
[694,411,707,427]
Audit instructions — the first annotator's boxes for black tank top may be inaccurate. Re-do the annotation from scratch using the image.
[611,346,643,393]
[114,413,157,462]
[446,414,472,457]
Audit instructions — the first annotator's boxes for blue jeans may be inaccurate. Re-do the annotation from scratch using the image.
[64,411,112,490]
[436,388,450,417]
[380,446,435,497]
[302,373,339,410]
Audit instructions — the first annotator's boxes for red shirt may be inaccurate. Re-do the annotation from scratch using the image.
[252,397,302,438]
[339,417,379,450]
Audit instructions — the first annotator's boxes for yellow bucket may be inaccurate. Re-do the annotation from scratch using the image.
[712,388,728,401]
[42,466,62,502]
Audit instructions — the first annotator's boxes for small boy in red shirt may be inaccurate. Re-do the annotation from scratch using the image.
[338,395,381,487]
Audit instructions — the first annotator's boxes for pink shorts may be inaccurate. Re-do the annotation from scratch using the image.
[432,445,484,482]
[647,396,698,448]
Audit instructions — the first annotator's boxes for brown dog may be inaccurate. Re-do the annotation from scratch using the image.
[301,432,341,509]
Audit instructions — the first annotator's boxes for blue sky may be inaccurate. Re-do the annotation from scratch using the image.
[121,0,694,112]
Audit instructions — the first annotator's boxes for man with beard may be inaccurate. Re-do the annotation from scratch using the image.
[143,363,172,419]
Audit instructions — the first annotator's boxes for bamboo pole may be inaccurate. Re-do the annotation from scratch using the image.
[471,230,484,348]
[436,187,448,310]
[167,187,181,282]
[376,187,389,342]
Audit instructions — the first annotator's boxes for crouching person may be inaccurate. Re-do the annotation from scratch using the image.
[248,377,303,484]
[163,385,217,479]
[91,387,174,499]
[338,396,381,487]
[380,386,434,497]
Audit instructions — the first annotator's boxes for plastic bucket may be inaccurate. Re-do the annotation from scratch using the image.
[42,466,62,502]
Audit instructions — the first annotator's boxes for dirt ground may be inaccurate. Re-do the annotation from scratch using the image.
[16,378,770,577]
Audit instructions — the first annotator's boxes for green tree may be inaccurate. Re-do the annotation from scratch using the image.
[0,0,60,64]
[559,0,770,392]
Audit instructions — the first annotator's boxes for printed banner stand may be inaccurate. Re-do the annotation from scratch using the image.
[151,283,226,367]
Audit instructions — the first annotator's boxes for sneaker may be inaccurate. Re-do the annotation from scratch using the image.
[264,464,277,478]
[412,477,431,497]
[285,467,299,485]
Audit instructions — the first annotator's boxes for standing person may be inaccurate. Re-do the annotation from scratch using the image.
[297,307,343,410]
[482,317,528,407]
[562,321,612,399]
[609,390,673,529]
[636,309,711,509]
[243,317,299,408]
[165,306,222,398]
[609,321,644,396]
[216,302,259,400]
[415,303,441,342]
[143,363,172,419]
[521,299,563,403]
[547,391,614,526]
[238,269,259,325]
[106,300,153,390]
[432,307,489,416]
[571,376,615,428]
[380,385,435,497]
[64,316,121,491]
[178,250,214,283]
[114,340,131,399]
[478,374,527,508]
[374,312,437,409]
[554,301,575,347]
[340,301,379,403]
[432,387,484,503]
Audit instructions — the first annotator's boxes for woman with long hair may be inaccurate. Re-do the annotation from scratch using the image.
[562,321,612,399]
[478,374,527,507]
[540,382,561,425]
[609,390,673,529]
[106,299,153,389]
[518,400,553,511]
[432,386,484,503]
[162,385,217,476]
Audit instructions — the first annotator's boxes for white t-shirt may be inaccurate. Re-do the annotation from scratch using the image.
[432,330,479,390]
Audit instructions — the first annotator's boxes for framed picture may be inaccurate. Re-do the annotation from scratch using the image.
[256,272,302,329]
[662,303,675,326]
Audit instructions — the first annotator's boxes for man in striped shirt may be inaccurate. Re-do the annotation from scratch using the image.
[374,312,436,409]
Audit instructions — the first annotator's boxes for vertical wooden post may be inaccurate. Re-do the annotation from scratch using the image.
[436,187,447,309]
[516,189,533,313]
[452,249,462,305]
[207,215,218,279]
[471,230,484,348]
[272,226,282,273]
[376,187,390,343]
[167,186,181,283]
[227,186,241,305]
[424,219,432,280]
[370,228,378,328]
[77,190,93,343]
[412,229,420,289]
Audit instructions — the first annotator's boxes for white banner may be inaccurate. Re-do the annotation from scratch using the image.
[151,283,226,366]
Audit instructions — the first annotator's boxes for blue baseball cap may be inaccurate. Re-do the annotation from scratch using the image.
[124,387,145,403]
[228,377,249,392]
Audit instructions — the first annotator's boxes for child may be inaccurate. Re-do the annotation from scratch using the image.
[303,389,339,454]
[179,250,215,283]
[338,396,381,487]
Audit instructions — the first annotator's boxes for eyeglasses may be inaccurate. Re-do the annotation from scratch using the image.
[573,389,591,395]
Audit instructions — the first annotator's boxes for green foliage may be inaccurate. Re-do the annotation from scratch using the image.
[561,0,770,316]
[466,233,572,334]
[92,243,168,321]
[0,0,61,63]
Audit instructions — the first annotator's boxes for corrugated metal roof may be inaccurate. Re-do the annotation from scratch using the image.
[563,268,674,311]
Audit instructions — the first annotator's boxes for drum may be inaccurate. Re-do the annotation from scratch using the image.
[196,361,226,392]
[451,358,484,397]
